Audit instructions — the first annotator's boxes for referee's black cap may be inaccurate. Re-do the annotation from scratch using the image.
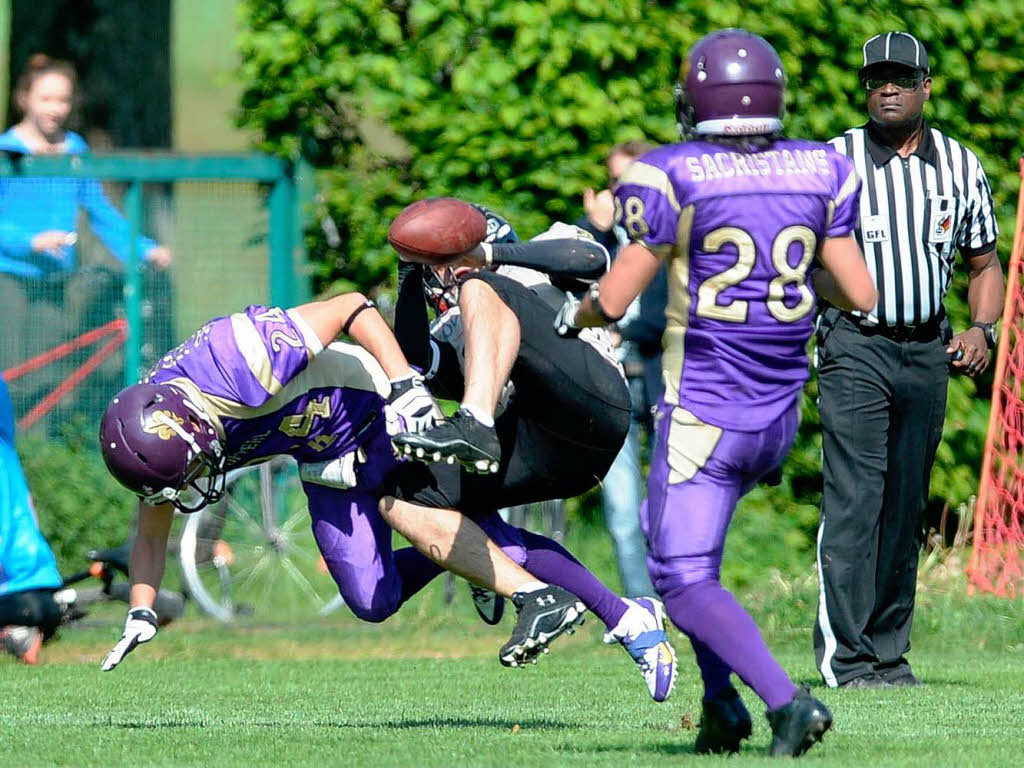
[859,32,930,78]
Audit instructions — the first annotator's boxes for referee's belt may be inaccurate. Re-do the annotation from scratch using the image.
[842,312,944,343]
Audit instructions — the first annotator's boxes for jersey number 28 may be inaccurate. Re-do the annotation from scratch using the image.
[697,225,817,324]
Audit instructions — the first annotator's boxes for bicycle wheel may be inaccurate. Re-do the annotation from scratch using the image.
[178,458,344,622]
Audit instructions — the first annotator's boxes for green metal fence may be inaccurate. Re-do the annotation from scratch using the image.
[0,153,309,433]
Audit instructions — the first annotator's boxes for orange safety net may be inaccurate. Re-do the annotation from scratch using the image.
[969,158,1024,596]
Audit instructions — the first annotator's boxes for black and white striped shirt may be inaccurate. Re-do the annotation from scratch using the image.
[829,122,998,326]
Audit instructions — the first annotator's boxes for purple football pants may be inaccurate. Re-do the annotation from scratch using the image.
[301,430,626,629]
[644,402,800,710]
[304,482,625,628]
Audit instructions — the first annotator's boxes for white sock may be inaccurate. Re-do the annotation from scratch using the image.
[460,403,494,427]
[515,580,548,594]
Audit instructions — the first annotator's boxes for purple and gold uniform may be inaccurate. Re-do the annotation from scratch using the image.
[143,305,425,620]
[140,305,608,624]
[144,304,389,472]
[617,140,859,586]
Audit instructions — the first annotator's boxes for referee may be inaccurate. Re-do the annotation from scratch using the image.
[814,31,1004,688]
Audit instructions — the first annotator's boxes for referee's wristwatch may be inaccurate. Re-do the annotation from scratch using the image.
[971,321,998,349]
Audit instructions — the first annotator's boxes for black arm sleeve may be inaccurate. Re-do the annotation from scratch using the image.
[394,260,465,401]
[489,239,610,281]
[394,260,433,373]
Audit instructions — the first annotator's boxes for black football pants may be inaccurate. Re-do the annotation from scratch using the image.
[814,310,948,686]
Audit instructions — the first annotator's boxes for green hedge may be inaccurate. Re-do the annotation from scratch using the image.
[235,0,1024,561]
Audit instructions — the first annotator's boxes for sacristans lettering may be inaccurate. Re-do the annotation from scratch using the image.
[279,396,331,438]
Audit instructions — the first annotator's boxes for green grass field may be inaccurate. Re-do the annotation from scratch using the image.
[4,554,1024,768]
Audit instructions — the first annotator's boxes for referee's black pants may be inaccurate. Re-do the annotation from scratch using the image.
[813,309,948,687]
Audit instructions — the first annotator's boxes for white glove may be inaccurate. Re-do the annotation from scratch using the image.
[299,449,364,489]
[385,373,442,436]
[101,607,158,671]
[553,291,583,338]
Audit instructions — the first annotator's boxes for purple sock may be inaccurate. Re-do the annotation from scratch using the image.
[394,547,444,605]
[663,580,797,710]
[690,637,734,700]
[518,529,627,630]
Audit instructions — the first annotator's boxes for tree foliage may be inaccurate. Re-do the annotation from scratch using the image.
[236,0,1024,545]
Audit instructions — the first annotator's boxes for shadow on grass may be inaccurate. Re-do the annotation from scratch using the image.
[557,740,698,757]
[108,716,574,730]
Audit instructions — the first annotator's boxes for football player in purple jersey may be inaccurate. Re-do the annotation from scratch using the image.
[555,29,877,757]
[97,288,677,703]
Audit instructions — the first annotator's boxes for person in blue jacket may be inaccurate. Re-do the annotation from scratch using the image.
[0,54,172,388]
[0,376,64,664]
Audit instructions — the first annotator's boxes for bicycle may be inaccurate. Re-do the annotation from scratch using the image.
[60,540,185,625]
[177,456,345,623]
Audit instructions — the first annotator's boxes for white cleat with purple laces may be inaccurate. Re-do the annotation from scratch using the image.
[603,597,678,702]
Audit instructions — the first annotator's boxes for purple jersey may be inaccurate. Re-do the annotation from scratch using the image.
[144,305,389,469]
[615,140,860,431]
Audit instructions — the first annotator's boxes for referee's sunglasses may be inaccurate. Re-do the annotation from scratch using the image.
[861,75,923,91]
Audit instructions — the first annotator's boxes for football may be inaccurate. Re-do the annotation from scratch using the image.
[387,198,487,264]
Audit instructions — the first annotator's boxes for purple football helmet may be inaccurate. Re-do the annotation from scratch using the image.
[99,383,226,513]
[676,29,786,138]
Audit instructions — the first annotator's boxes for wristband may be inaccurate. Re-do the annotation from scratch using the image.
[587,281,622,324]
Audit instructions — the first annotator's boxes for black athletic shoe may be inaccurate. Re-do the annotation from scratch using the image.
[499,586,586,667]
[695,686,753,754]
[393,409,501,474]
[766,686,833,758]
[876,663,922,687]
[839,672,891,689]
[470,584,505,625]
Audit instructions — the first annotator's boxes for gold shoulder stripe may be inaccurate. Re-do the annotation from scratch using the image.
[230,312,284,395]
[287,308,324,354]
[620,161,681,213]
[188,342,390,422]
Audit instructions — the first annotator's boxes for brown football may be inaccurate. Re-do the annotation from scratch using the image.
[387,198,487,264]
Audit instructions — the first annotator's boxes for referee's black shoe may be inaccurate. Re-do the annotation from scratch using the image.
[766,686,832,758]
[695,686,753,754]
[499,585,586,667]
[393,408,501,474]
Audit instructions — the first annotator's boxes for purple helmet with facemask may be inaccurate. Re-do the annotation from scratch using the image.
[99,383,226,512]
[676,29,786,138]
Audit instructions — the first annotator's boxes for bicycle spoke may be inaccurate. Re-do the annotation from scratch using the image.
[279,555,327,607]
[223,494,269,539]
[279,504,310,536]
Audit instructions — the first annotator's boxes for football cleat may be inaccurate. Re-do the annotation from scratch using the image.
[1,625,43,665]
[603,597,677,702]
[470,584,505,625]
[766,686,833,758]
[694,686,753,754]
[392,409,501,474]
[499,585,586,667]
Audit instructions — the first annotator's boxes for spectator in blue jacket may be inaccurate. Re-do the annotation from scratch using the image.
[0,54,171,384]
[0,376,64,664]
